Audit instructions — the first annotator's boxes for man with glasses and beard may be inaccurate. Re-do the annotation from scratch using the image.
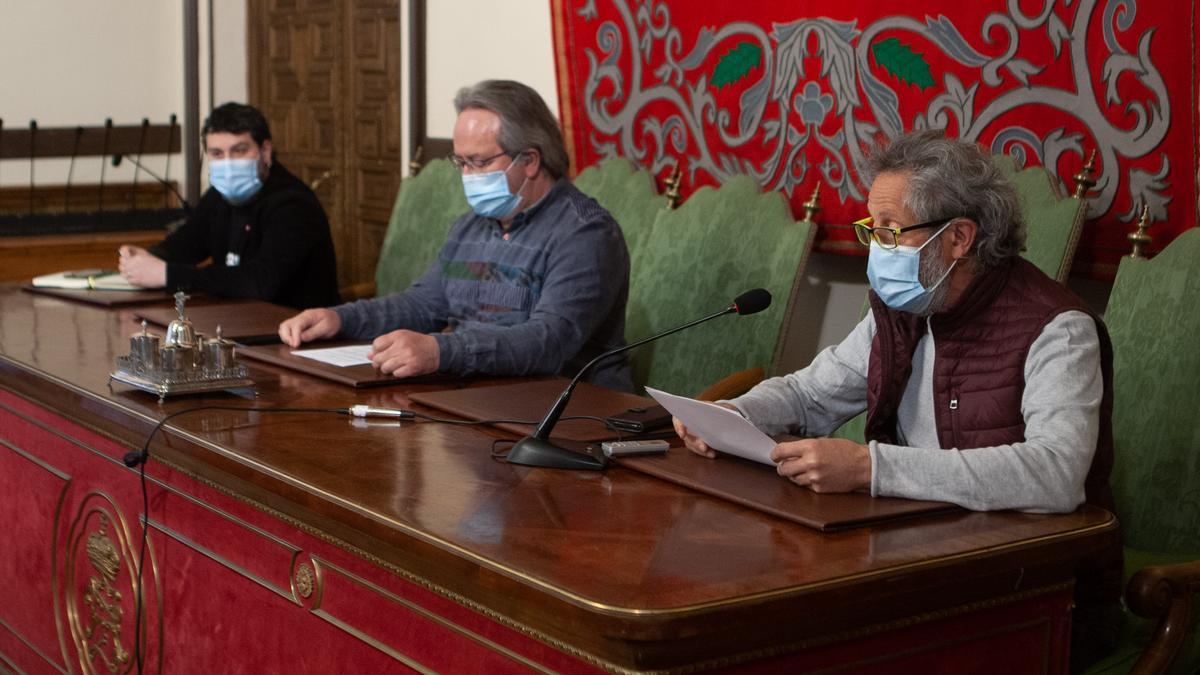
[673,130,1121,670]
[278,80,631,390]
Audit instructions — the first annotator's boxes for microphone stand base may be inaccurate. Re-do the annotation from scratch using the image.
[506,436,607,471]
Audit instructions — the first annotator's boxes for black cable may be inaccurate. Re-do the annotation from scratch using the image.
[129,405,347,675]
[128,404,619,672]
[406,411,612,427]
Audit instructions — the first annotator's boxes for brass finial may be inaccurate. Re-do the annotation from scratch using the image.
[309,169,334,192]
[409,145,425,177]
[1127,205,1153,259]
[1073,149,1097,200]
[664,164,683,210]
[801,183,821,224]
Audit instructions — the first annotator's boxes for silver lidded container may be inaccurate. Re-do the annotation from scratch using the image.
[110,292,254,401]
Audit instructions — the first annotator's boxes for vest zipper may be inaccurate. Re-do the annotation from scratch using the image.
[949,388,962,447]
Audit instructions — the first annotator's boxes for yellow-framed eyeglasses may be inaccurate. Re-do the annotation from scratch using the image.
[852,215,957,249]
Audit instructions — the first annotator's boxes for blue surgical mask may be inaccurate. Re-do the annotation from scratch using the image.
[209,158,263,205]
[461,155,527,219]
[866,222,957,314]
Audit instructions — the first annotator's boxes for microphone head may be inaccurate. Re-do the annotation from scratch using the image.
[111,154,123,167]
[732,288,771,315]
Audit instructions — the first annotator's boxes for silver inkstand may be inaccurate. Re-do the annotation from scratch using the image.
[110,292,254,401]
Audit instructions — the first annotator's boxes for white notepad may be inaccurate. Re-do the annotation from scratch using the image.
[32,270,141,291]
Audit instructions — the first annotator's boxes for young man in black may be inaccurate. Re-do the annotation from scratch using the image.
[119,102,339,309]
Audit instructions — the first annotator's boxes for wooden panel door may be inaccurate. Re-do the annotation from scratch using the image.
[248,0,401,290]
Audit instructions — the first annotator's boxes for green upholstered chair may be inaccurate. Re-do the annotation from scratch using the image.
[574,158,668,272]
[624,176,815,397]
[373,158,468,298]
[993,154,1089,283]
[830,155,1092,443]
[1084,227,1200,675]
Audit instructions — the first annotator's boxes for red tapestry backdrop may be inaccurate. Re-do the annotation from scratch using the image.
[551,0,1198,277]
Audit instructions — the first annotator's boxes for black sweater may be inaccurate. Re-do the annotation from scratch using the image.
[150,162,340,309]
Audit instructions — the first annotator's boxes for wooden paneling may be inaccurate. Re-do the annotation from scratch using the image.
[249,0,401,290]
[0,230,162,283]
[0,183,183,215]
[0,123,180,160]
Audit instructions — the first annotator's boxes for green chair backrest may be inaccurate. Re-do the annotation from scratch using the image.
[1106,227,1200,554]
[574,158,667,272]
[830,155,1091,443]
[375,158,468,297]
[994,154,1088,283]
[625,176,815,396]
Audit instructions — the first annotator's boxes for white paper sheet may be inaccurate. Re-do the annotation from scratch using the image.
[644,386,776,465]
[290,344,373,367]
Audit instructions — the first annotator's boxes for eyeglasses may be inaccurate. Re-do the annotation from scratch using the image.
[852,215,957,249]
[448,151,511,172]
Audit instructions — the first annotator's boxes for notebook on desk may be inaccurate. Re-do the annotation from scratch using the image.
[410,378,657,442]
[236,341,453,387]
[135,299,296,344]
[617,448,959,531]
[21,282,169,307]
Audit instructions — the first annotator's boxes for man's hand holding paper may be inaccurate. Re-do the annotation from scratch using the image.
[649,386,872,493]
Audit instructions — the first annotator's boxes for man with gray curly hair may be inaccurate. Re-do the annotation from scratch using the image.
[280,80,631,390]
[675,130,1121,669]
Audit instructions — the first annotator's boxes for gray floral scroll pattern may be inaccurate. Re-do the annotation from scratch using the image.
[579,0,1172,222]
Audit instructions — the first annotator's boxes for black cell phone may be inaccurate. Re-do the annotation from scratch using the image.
[604,404,672,433]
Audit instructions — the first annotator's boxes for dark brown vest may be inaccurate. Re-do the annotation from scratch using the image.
[866,257,1121,603]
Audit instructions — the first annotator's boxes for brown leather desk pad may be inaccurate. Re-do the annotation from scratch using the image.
[410,377,654,442]
[136,300,296,344]
[21,282,170,307]
[237,341,453,387]
[618,447,958,531]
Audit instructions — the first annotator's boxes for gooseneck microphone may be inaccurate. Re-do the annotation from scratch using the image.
[112,153,191,215]
[505,288,772,470]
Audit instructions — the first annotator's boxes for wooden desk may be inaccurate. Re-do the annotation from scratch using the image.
[0,286,1117,673]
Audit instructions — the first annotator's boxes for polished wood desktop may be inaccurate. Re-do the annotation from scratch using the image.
[0,285,1117,673]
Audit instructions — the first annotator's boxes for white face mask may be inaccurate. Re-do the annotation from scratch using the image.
[866,221,957,314]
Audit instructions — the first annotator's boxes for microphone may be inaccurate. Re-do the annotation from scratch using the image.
[505,288,772,470]
[113,153,191,214]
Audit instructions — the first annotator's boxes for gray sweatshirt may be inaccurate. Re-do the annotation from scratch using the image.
[729,310,1102,513]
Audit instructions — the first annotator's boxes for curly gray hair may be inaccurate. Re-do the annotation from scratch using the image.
[454,80,570,180]
[863,130,1024,267]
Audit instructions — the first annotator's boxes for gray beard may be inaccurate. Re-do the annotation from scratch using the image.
[916,236,954,316]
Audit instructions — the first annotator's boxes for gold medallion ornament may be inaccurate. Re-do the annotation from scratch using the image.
[82,522,131,673]
[294,562,315,599]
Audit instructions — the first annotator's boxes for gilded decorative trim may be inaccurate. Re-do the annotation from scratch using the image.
[144,518,300,605]
[0,392,1117,674]
[293,562,315,600]
[57,491,162,675]
[663,582,1074,675]
[310,557,554,675]
[0,437,72,481]
[0,614,70,675]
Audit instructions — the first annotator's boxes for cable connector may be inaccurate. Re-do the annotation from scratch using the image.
[348,404,415,419]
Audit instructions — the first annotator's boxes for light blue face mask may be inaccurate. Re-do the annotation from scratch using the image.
[866,221,958,314]
[209,158,263,205]
[461,154,527,219]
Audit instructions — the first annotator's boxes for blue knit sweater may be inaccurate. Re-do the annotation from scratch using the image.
[334,179,632,390]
